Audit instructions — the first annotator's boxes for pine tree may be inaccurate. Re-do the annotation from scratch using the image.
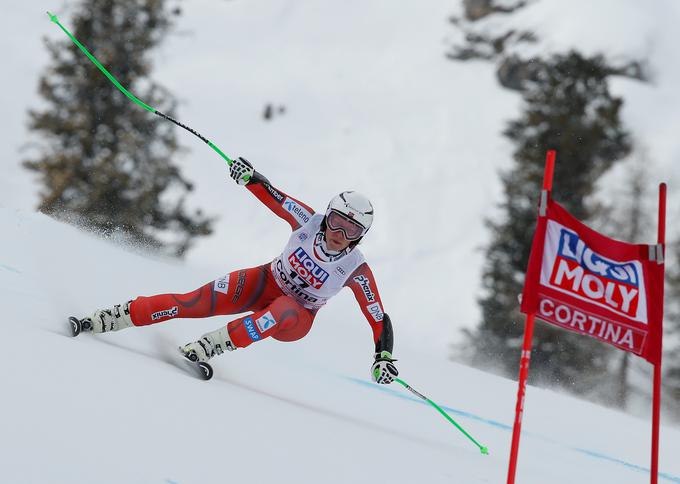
[462,51,632,392]
[591,149,654,408]
[24,0,212,257]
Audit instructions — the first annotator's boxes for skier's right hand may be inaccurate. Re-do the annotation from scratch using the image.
[230,156,254,185]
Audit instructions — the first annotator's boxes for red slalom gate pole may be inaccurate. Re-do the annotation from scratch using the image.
[658,183,666,245]
[651,183,667,484]
[543,150,556,190]
[507,312,536,484]
[506,150,556,484]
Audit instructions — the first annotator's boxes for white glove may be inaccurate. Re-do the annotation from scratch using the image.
[371,351,398,384]
[230,156,254,185]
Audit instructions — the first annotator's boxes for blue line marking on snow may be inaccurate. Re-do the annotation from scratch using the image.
[0,263,21,274]
[347,376,511,430]
[570,449,680,483]
[345,376,680,483]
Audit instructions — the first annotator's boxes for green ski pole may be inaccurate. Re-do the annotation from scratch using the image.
[394,377,489,455]
[46,11,240,173]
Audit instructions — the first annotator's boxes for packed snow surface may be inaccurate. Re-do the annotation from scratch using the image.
[2,208,680,483]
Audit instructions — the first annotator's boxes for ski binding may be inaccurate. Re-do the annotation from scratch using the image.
[179,348,214,381]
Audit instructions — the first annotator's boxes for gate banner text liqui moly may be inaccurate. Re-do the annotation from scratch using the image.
[520,198,664,364]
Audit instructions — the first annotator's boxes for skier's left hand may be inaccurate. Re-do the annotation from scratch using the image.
[371,351,398,384]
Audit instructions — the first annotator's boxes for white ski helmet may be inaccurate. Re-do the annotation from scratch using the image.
[324,191,374,241]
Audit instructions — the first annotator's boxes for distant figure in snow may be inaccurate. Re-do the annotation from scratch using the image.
[74,157,398,384]
[263,103,286,121]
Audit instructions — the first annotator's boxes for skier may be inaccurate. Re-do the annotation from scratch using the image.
[74,157,399,384]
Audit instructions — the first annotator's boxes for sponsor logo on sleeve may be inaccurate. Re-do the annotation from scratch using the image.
[298,232,308,242]
[266,184,284,203]
[256,311,277,333]
[283,197,312,225]
[151,306,178,321]
[288,247,329,289]
[243,317,261,341]
[214,275,229,295]
[353,275,375,302]
[366,302,384,322]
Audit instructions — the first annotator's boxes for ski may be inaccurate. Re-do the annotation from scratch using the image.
[178,348,214,380]
[70,315,212,380]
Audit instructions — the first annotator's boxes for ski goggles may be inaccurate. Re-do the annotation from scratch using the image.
[326,210,365,241]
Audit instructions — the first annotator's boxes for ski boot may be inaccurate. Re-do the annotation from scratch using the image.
[69,301,134,337]
[179,326,236,380]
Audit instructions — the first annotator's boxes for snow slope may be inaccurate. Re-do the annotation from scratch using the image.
[2,208,680,483]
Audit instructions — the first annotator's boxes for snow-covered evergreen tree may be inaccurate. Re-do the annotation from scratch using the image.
[24,0,212,257]
[463,52,632,393]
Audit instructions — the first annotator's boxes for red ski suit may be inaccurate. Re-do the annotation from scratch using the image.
[127,174,392,351]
